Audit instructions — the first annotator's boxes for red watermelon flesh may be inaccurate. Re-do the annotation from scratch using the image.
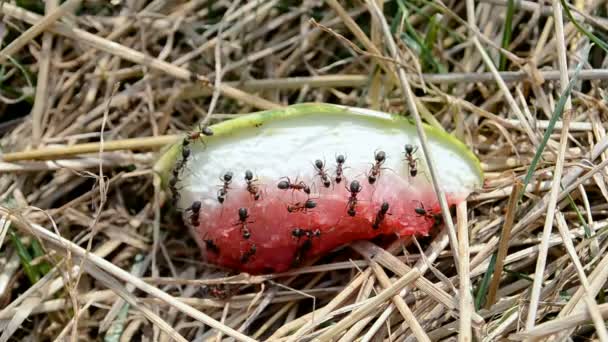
[188,171,461,274]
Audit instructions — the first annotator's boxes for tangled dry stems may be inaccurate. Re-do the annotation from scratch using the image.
[1,0,608,341]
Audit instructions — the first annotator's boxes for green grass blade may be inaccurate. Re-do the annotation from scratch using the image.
[9,230,40,285]
[560,0,608,54]
[31,238,52,276]
[474,252,497,310]
[499,0,515,71]
[517,60,585,203]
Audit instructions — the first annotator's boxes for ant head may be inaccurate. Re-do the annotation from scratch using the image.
[381,201,389,212]
[238,207,248,220]
[191,201,202,211]
[304,186,311,194]
[202,126,214,136]
[223,171,233,182]
[182,138,190,146]
[414,207,427,215]
[314,159,324,169]
[336,154,345,163]
[305,199,317,209]
[405,144,414,154]
[375,150,386,162]
[277,180,289,189]
[169,177,178,186]
[312,229,321,237]
[245,170,253,181]
[182,148,191,158]
[350,180,362,193]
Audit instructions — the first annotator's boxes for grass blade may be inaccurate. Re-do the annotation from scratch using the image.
[499,0,515,71]
[9,230,40,285]
[517,60,584,203]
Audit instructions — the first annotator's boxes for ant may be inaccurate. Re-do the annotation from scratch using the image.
[245,170,261,200]
[235,207,254,239]
[313,159,331,188]
[188,201,201,226]
[217,171,233,203]
[404,144,419,177]
[291,227,321,241]
[186,124,214,145]
[168,175,181,206]
[204,238,220,255]
[368,150,387,184]
[179,138,192,170]
[414,201,438,220]
[287,199,317,213]
[346,180,362,217]
[335,154,346,184]
[240,244,257,264]
[291,229,320,266]
[277,177,311,195]
[372,201,390,230]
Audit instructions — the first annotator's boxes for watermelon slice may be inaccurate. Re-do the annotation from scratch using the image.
[155,103,483,274]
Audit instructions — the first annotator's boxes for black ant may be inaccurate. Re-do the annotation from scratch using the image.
[346,180,362,216]
[372,201,390,230]
[179,139,192,168]
[186,124,214,145]
[368,150,387,184]
[188,201,201,226]
[169,175,181,206]
[235,207,254,239]
[277,177,311,195]
[313,159,331,188]
[204,239,220,255]
[240,244,257,264]
[414,201,437,220]
[335,154,346,184]
[404,144,419,177]
[291,227,321,240]
[291,228,320,266]
[244,170,261,200]
[287,199,317,213]
[217,171,233,203]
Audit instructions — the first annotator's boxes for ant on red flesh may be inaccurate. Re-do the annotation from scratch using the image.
[372,201,390,230]
[245,170,261,200]
[346,180,362,217]
[217,171,233,203]
[240,244,257,264]
[368,150,386,184]
[287,199,317,213]
[277,177,311,195]
[291,227,321,240]
[335,154,346,184]
[205,239,220,254]
[313,159,331,188]
[291,228,320,266]
[404,144,419,177]
[235,207,254,239]
[414,201,435,219]
[188,201,202,226]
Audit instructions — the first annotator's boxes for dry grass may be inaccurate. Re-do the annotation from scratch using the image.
[1,0,608,340]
